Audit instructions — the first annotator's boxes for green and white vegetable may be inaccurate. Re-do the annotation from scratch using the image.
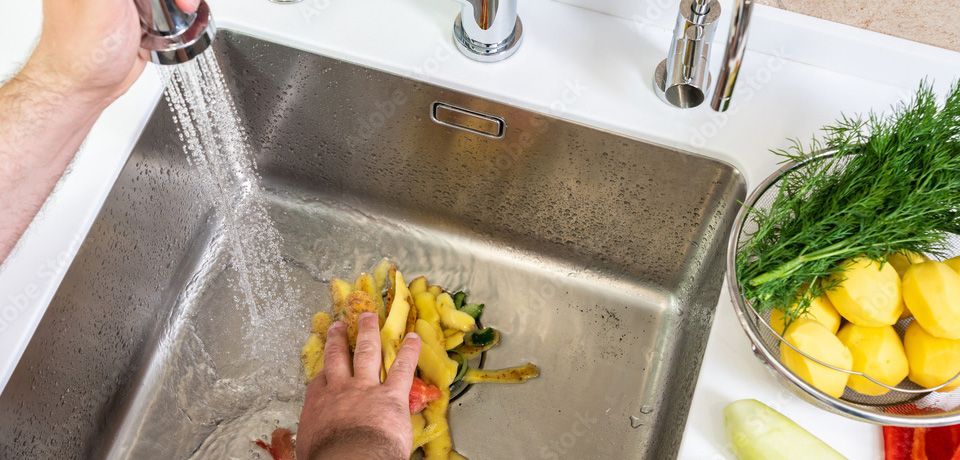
[724,399,846,460]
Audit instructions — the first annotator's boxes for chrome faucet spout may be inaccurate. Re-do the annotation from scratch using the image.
[452,0,523,62]
[134,0,216,65]
[711,0,754,112]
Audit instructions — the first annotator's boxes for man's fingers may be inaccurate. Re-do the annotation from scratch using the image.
[323,321,352,384]
[175,0,201,13]
[386,333,421,393]
[352,312,382,384]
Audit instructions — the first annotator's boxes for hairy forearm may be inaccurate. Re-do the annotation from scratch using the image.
[0,64,108,263]
[305,426,405,460]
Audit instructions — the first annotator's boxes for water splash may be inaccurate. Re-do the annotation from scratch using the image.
[159,52,300,353]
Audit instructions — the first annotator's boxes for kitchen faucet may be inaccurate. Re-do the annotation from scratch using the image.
[654,0,754,111]
[135,0,217,65]
[452,0,523,62]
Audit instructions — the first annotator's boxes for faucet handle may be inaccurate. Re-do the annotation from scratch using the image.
[453,0,523,62]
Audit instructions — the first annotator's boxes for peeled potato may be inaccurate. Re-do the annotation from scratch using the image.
[888,251,928,278]
[769,294,842,335]
[902,261,960,339]
[780,319,853,398]
[946,256,960,274]
[826,257,903,327]
[310,311,333,334]
[903,322,960,391]
[836,324,909,396]
[301,333,325,381]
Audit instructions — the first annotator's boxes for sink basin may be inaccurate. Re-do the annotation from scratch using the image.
[0,32,745,459]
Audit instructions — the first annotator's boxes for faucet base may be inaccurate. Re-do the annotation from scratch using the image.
[453,15,523,63]
[653,58,712,109]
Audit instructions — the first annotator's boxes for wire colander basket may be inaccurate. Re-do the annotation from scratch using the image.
[727,151,960,427]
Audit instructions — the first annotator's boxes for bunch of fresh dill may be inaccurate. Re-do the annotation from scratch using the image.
[736,82,960,320]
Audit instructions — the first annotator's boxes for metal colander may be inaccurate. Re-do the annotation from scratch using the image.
[727,151,960,427]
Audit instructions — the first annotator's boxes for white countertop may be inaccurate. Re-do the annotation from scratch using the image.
[2,0,959,458]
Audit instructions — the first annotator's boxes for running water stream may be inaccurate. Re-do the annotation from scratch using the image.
[160,52,300,331]
[157,52,306,457]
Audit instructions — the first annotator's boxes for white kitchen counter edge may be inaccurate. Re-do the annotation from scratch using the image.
[1,0,958,458]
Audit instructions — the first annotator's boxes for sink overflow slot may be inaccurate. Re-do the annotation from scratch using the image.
[430,102,506,139]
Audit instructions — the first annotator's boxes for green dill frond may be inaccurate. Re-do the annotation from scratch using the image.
[736,81,960,318]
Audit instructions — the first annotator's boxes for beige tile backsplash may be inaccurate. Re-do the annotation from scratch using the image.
[758,0,959,52]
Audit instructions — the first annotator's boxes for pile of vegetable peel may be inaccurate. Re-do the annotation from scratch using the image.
[293,259,540,459]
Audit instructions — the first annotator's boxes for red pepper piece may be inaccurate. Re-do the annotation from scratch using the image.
[409,376,442,414]
[254,427,296,460]
[926,425,960,460]
[884,425,960,460]
[885,426,920,460]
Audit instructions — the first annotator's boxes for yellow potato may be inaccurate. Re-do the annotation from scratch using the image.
[826,257,903,327]
[355,273,385,322]
[413,291,441,325]
[372,258,393,293]
[946,256,960,274]
[422,389,452,459]
[444,331,465,350]
[903,321,960,391]
[836,324,909,396]
[411,413,426,435]
[409,276,428,296]
[415,319,457,384]
[416,319,446,354]
[436,293,476,332]
[381,271,412,371]
[405,295,419,335]
[310,311,333,334]
[340,291,379,348]
[780,319,853,398]
[301,333,325,381]
[888,251,928,278]
[769,294,842,335]
[902,261,960,339]
[412,414,447,452]
[462,363,541,384]
[329,278,354,314]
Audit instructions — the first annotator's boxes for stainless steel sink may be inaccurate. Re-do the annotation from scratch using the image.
[0,31,745,459]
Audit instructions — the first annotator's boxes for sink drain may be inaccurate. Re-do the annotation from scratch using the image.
[449,330,487,402]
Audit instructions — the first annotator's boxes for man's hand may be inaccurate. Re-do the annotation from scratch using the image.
[297,313,422,460]
[0,0,199,263]
[23,0,201,105]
